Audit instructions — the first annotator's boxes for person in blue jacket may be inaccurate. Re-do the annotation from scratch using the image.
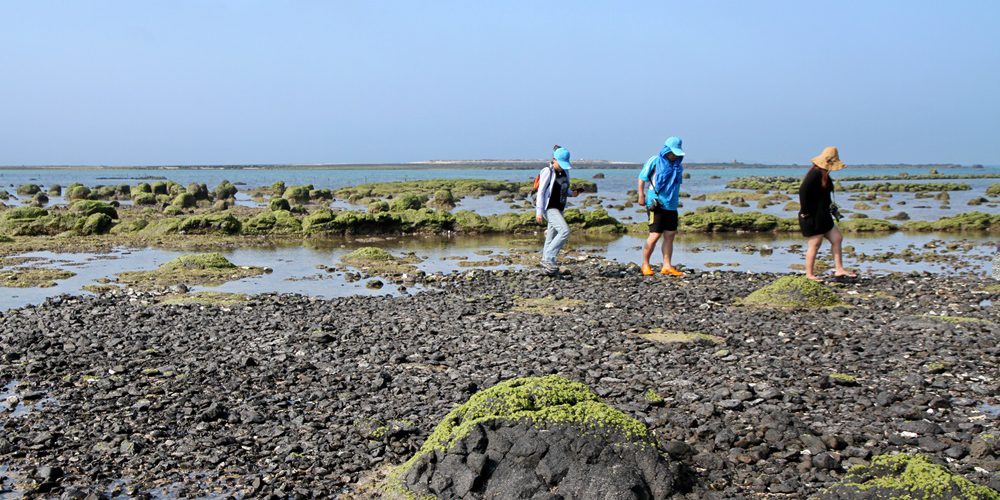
[637,136,685,276]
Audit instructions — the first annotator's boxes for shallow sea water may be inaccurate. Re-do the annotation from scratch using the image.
[1,231,995,311]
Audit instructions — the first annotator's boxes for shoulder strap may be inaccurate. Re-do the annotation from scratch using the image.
[647,161,660,195]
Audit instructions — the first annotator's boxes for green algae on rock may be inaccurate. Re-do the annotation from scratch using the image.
[680,207,793,233]
[391,375,669,499]
[116,252,267,289]
[902,212,999,232]
[341,247,419,275]
[158,291,250,307]
[243,210,302,235]
[828,373,859,386]
[0,267,76,288]
[819,453,1000,499]
[838,218,898,232]
[396,375,651,476]
[740,276,844,308]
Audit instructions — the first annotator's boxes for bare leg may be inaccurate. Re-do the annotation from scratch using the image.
[805,235,824,281]
[661,231,677,268]
[642,233,662,268]
[826,227,856,277]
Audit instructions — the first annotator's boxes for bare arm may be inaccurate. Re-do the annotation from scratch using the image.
[637,179,646,205]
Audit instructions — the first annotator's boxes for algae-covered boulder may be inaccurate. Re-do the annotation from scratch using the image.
[31,192,49,206]
[79,213,113,235]
[268,197,291,212]
[0,267,76,288]
[172,192,197,209]
[393,375,674,499]
[70,200,119,219]
[302,210,403,235]
[47,184,62,196]
[116,252,267,289]
[389,193,426,212]
[903,212,999,232]
[243,210,302,235]
[839,218,898,232]
[66,184,92,201]
[3,207,49,220]
[186,182,210,200]
[569,178,598,193]
[681,209,784,232]
[563,208,625,233]
[367,200,390,214]
[427,188,457,210]
[454,210,490,232]
[212,180,238,200]
[16,184,42,196]
[340,246,419,275]
[132,192,157,205]
[283,184,313,203]
[741,276,844,308]
[819,454,999,499]
[176,213,241,235]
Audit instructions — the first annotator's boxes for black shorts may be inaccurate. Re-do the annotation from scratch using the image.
[648,209,678,233]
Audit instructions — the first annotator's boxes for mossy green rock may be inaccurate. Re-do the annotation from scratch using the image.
[903,212,998,232]
[283,185,313,203]
[741,276,844,308]
[132,192,157,205]
[162,253,236,270]
[819,453,999,499]
[2,207,49,220]
[681,210,786,232]
[16,184,42,196]
[66,185,92,200]
[342,246,394,263]
[117,252,266,289]
[389,193,426,212]
[177,213,241,235]
[268,197,291,212]
[213,180,238,199]
[80,213,113,235]
[394,375,671,498]
[243,210,302,235]
[70,200,118,219]
[403,375,648,463]
[171,192,196,209]
[839,218,898,232]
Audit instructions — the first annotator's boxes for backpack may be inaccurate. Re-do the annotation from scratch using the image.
[647,157,676,196]
[530,166,553,196]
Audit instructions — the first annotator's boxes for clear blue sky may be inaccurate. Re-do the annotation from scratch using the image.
[1,1,998,166]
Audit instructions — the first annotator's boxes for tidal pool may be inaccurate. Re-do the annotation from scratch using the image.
[1,232,995,311]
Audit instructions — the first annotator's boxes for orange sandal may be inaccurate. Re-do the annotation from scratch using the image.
[641,264,655,276]
[660,266,684,277]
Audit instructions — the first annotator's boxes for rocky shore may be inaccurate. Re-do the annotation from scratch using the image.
[0,262,998,498]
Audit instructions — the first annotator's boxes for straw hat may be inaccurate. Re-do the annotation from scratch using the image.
[812,146,846,171]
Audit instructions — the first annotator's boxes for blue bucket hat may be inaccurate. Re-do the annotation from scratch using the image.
[553,147,572,170]
[663,136,685,157]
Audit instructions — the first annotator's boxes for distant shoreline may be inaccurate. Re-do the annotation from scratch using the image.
[0,161,989,171]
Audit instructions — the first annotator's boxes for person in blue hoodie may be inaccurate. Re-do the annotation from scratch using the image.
[637,137,685,276]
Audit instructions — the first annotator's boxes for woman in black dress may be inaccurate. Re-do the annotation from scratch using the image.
[798,147,856,282]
